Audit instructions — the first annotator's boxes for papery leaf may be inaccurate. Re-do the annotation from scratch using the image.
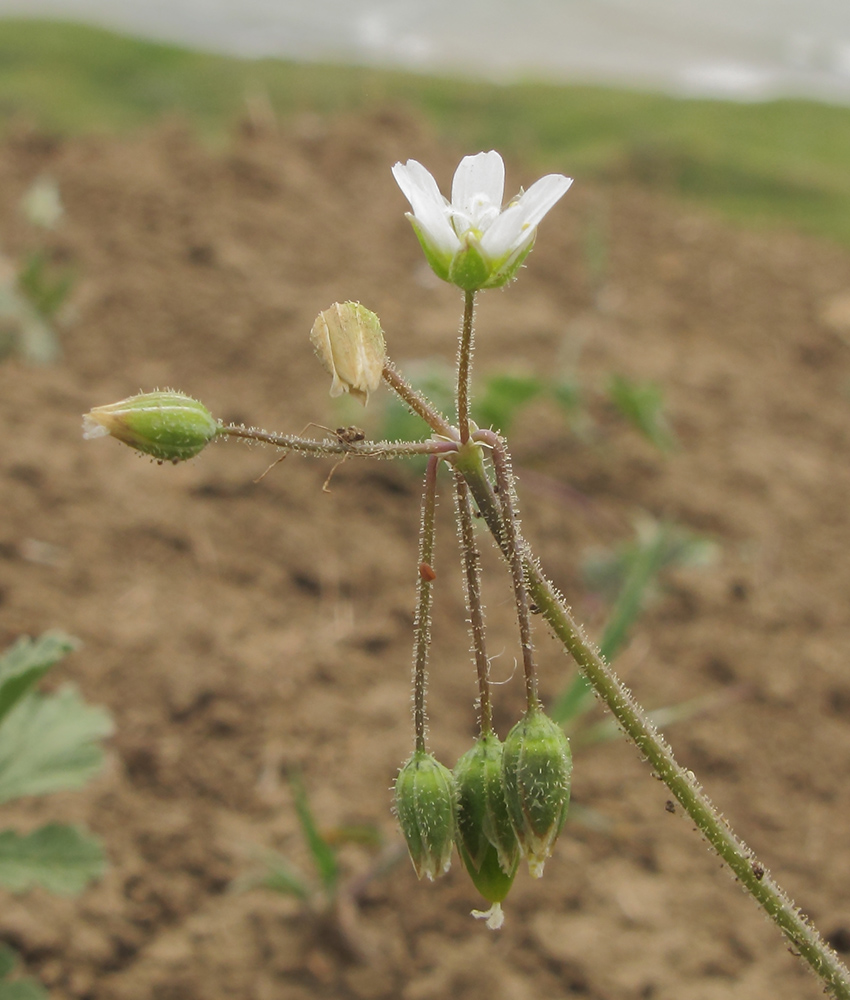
[0,824,105,895]
[0,686,113,804]
[0,632,78,728]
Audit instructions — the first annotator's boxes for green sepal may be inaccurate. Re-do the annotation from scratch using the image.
[395,750,457,881]
[502,708,572,877]
[481,236,536,289]
[84,391,218,463]
[458,839,517,904]
[407,217,452,283]
[448,240,491,291]
[454,734,519,876]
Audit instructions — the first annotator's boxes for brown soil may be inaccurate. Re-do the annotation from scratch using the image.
[1,109,850,1000]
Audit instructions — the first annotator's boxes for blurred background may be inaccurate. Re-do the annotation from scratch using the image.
[3,0,850,102]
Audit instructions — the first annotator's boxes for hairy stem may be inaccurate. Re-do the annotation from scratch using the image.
[456,290,476,445]
[218,423,457,459]
[474,429,539,711]
[412,455,440,753]
[456,439,850,1000]
[382,362,455,439]
[454,472,492,736]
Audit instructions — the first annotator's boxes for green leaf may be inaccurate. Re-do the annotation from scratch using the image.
[0,685,113,804]
[0,632,78,728]
[473,373,543,434]
[0,980,49,1000]
[0,824,105,895]
[608,373,677,451]
[231,851,312,901]
[289,772,338,896]
[0,945,16,980]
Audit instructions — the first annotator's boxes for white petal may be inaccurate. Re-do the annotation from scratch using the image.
[451,151,505,217]
[512,174,573,235]
[482,174,572,258]
[82,414,109,440]
[392,160,459,255]
[479,201,525,258]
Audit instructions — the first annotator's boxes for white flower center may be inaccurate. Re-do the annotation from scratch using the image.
[450,191,501,239]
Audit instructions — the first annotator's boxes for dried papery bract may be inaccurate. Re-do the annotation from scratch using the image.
[83,390,219,463]
[310,301,386,404]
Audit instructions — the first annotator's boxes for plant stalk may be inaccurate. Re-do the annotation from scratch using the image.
[456,290,476,445]
[454,472,493,735]
[412,455,440,753]
[456,439,850,1000]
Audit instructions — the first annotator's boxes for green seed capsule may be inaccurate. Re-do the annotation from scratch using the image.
[83,391,218,463]
[395,750,457,881]
[502,708,572,878]
[454,734,519,894]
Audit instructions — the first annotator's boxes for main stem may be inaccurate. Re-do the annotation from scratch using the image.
[456,291,476,445]
[456,440,850,1000]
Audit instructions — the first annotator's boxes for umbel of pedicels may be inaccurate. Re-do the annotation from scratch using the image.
[392,150,572,291]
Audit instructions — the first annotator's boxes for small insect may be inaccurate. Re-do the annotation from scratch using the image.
[334,425,366,445]
[751,861,765,881]
[665,800,676,814]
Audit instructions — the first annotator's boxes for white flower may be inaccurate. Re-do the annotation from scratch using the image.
[392,151,572,291]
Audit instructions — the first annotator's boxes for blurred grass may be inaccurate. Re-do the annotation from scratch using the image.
[2,19,850,244]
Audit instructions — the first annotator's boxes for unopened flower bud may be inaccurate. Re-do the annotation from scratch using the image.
[502,708,572,878]
[395,750,457,881]
[454,734,519,906]
[83,390,218,463]
[310,301,385,405]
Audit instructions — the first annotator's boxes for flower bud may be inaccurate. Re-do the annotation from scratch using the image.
[502,709,572,878]
[395,750,457,881]
[83,390,218,463]
[310,301,385,405]
[454,734,519,904]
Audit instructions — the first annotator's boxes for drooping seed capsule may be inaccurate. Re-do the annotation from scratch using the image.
[82,390,218,463]
[502,708,572,878]
[395,750,457,881]
[454,734,519,905]
[310,301,386,405]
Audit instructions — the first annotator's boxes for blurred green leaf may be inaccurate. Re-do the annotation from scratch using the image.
[0,946,48,1000]
[290,772,338,896]
[232,851,311,901]
[552,519,717,727]
[0,278,60,365]
[473,373,543,434]
[0,686,113,804]
[608,373,676,451]
[18,251,75,321]
[0,982,49,1000]
[0,824,105,895]
[0,946,15,980]
[0,632,78,728]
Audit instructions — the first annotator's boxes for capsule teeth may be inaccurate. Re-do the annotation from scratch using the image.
[395,751,457,881]
[502,709,572,877]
